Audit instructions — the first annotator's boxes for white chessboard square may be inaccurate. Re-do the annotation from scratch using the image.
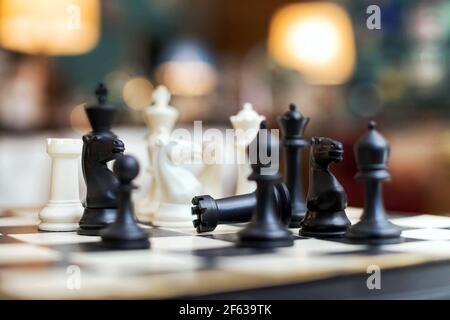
[165,224,243,236]
[70,250,201,275]
[152,235,232,251]
[392,215,450,229]
[0,243,60,264]
[10,232,101,245]
[402,228,450,241]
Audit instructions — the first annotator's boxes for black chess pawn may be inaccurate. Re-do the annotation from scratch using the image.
[192,182,292,233]
[237,121,293,248]
[278,103,309,227]
[300,137,351,237]
[346,121,402,244]
[101,155,150,250]
[78,84,125,236]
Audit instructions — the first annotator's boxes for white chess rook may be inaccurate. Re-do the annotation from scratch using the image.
[39,138,83,231]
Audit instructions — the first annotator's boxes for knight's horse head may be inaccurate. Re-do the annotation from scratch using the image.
[310,137,343,167]
[83,135,125,164]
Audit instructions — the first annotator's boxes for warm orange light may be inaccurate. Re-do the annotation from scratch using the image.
[0,0,100,55]
[122,77,154,111]
[268,2,356,84]
[155,61,217,96]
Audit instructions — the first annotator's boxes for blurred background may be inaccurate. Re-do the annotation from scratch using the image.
[0,0,449,214]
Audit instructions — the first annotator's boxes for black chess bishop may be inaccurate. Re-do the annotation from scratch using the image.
[192,182,292,233]
[101,155,150,250]
[278,103,309,227]
[346,121,403,244]
[78,84,125,236]
[237,121,293,248]
[300,137,351,237]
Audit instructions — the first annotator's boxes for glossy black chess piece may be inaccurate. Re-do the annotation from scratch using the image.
[78,84,125,236]
[101,155,150,250]
[300,137,350,237]
[278,103,309,227]
[237,121,293,248]
[192,182,292,233]
[346,121,403,244]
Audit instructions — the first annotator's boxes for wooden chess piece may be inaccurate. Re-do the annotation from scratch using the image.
[278,103,309,227]
[346,121,403,244]
[230,103,265,195]
[78,84,125,236]
[237,121,293,248]
[300,137,350,237]
[39,139,83,231]
[101,155,150,250]
[192,182,292,233]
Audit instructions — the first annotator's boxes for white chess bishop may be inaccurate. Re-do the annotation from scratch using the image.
[230,103,265,195]
[137,85,204,227]
[38,138,84,231]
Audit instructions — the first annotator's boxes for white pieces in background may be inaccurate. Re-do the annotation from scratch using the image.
[230,103,265,195]
[38,138,83,231]
[137,85,179,223]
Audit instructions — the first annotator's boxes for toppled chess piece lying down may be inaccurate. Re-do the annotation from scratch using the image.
[192,182,292,233]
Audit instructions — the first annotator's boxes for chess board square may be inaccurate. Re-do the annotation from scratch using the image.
[10,232,101,245]
[70,250,202,275]
[165,224,243,236]
[148,227,190,238]
[389,240,450,257]
[152,235,232,251]
[0,215,39,227]
[401,228,450,241]
[0,243,60,265]
[0,225,39,234]
[392,215,450,229]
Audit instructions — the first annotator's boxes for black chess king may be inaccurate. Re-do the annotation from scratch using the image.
[78,84,125,236]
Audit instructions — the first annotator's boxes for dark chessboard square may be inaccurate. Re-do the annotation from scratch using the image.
[190,246,277,258]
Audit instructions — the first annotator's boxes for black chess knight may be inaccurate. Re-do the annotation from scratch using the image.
[346,121,403,244]
[78,84,125,236]
[278,104,309,227]
[300,137,350,237]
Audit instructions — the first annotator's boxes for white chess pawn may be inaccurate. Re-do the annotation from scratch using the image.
[38,139,83,231]
[230,103,265,195]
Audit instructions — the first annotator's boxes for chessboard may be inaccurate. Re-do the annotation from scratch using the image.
[2,207,450,299]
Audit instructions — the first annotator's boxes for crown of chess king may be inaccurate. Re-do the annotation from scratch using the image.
[143,85,179,135]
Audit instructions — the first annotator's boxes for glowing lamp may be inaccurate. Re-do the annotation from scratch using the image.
[0,0,100,55]
[268,2,356,84]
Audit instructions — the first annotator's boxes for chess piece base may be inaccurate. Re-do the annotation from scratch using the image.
[77,207,117,236]
[346,219,402,242]
[237,223,294,248]
[38,201,83,232]
[102,239,150,250]
[152,203,194,227]
[299,210,351,237]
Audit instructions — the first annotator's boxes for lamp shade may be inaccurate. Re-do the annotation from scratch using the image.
[268,2,356,85]
[0,0,100,55]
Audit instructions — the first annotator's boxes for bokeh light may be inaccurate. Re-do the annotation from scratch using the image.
[268,2,356,85]
[0,0,100,55]
[122,77,154,110]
